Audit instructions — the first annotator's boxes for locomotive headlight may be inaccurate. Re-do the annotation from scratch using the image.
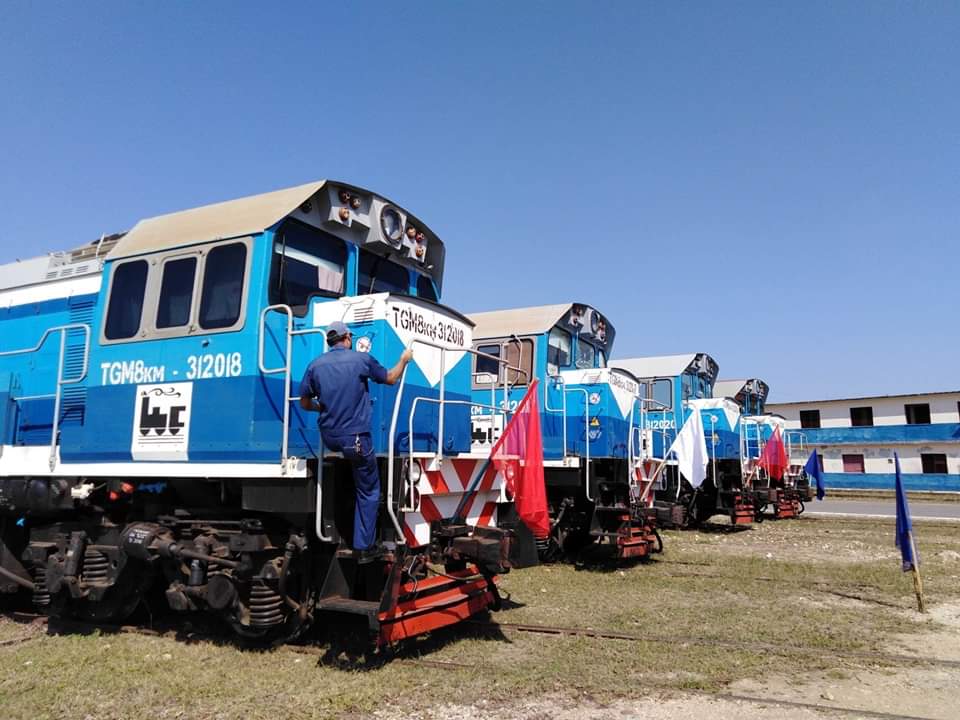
[380,207,403,246]
[406,459,423,484]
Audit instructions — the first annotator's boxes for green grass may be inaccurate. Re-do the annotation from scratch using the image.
[2,515,959,719]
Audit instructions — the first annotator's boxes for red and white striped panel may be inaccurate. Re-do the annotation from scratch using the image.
[633,461,657,508]
[401,457,504,548]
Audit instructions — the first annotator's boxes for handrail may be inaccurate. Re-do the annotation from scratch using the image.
[0,323,91,470]
[542,375,568,457]
[257,304,328,468]
[258,305,295,466]
[405,397,511,512]
[314,440,334,542]
[565,386,591,502]
[386,338,523,546]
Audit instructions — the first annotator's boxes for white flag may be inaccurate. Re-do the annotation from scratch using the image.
[667,407,709,489]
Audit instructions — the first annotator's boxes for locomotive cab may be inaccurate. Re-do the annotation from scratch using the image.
[469,303,658,560]
[614,353,755,528]
[0,181,518,646]
[724,377,809,518]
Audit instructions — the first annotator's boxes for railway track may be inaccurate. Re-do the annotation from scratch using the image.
[470,618,960,669]
[3,610,954,719]
[4,609,958,671]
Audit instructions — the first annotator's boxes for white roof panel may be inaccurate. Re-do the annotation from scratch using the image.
[468,303,576,339]
[713,379,748,399]
[107,181,326,260]
[612,354,700,379]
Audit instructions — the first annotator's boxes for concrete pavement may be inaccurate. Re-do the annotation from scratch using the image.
[805,498,960,521]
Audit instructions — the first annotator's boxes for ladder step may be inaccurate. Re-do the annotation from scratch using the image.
[316,596,380,616]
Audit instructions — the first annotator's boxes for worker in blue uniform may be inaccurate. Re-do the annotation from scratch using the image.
[298,321,413,561]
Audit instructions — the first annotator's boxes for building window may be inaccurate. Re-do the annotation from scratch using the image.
[198,243,247,330]
[849,407,874,427]
[921,453,948,474]
[799,409,821,429]
[842,454,865,473]
[904,403,931,425]
[104,260,149,340]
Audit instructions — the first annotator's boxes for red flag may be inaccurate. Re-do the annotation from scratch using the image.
[758,425,789,481]
[491,379,551,538]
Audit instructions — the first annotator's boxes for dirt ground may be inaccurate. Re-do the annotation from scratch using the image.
[2,510,959,720]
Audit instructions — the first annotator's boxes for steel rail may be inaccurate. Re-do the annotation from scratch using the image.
[467,619,960,670]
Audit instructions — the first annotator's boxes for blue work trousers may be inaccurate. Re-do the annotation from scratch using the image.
[323,431,380,550]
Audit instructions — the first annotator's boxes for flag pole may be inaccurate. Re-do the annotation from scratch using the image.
[907,530,926,613]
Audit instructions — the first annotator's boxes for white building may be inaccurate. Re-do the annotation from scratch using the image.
[766,391,960,491]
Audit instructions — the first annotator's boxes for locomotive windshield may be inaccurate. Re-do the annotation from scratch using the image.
[576,338,595,369]
[681,372,712,401]
[358,249,409,295]
[417,274,438,301]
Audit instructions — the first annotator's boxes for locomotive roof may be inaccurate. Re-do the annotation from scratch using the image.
[468,303,593,338]
[105,180,441,262]
[613,353,718,380]
[714,378,770,402]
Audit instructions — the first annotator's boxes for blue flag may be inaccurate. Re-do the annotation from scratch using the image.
[803,450,825,501]
[894,452,917,572]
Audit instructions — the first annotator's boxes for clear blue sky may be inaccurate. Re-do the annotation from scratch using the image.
[1,2,957,402]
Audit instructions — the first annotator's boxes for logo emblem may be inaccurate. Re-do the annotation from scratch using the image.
[589,392,601,405]
[355,336,372,353]
[131,382,193,461]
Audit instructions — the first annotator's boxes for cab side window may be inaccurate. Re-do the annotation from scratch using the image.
[474,344,502,383]
[199,243,246,330]
[504,338,534,385]
[270,221,346,314]
[652,379,673,411]
[547,327,572,375]
[104,260,149,340]
[156,257,197,329]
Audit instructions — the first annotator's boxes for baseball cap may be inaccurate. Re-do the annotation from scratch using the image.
[326,321,351,345]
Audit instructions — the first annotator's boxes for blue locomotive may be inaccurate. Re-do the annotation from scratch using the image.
[717,378,810,519]
[613,354,755,528]
[0,181,524,645]
[468,304,658,559]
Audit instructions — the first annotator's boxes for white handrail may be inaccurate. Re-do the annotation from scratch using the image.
[385,338,524,545]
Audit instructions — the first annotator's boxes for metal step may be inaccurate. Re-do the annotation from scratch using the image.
[316,596,380,617]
